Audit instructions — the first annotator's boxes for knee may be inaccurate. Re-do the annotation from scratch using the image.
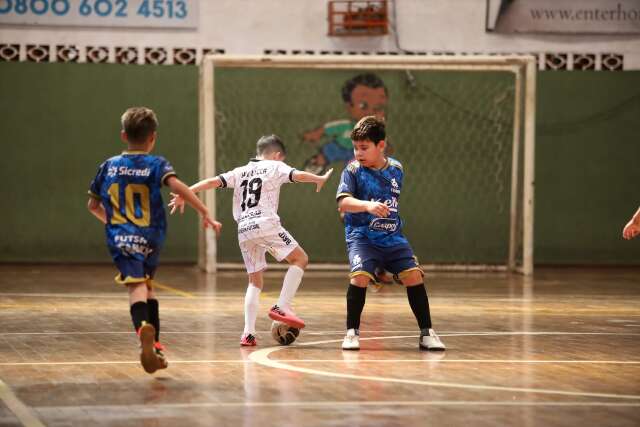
[350,274,370,288]
[401,271,424,287]
[127,282,148,302]
[293,249,309,270]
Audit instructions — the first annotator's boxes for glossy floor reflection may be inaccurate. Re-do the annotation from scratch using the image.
[0,265,639,426]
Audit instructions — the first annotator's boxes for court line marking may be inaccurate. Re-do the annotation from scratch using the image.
[149,281,194,298]
[1,331,639,336]
[1,359,639,367]
[249,333,640,401]
[33,401,640,411]
[0,379,45,427]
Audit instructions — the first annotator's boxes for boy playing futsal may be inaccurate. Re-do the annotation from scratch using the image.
[336,116,445,351]
[87,107,221,373]
[169,135,332,346]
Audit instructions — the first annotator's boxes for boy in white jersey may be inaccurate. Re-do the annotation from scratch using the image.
[169,135,332,346]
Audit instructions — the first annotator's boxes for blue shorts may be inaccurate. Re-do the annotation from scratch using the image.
[347,241,422,283]
[108,244,161,286]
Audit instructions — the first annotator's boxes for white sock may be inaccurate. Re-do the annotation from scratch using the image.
[243,284,261,334]
[277,265,304,311]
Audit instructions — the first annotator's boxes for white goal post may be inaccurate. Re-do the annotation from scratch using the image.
[199,55,536,275]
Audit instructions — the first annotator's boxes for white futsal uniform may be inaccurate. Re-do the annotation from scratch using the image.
[217,159,299,273]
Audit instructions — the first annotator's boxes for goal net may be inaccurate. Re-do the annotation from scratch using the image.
[199,55,536,274]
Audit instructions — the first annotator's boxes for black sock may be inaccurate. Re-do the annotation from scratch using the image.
[130,301,149,332]
[346,284,367,331]
[147,299,160,342]
[406,284,432,330]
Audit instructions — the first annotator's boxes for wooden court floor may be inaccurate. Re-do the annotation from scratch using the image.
[0,265,639,427]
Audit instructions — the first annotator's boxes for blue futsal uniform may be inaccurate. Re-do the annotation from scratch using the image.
[336,158,421,282]
[88,150,177,284]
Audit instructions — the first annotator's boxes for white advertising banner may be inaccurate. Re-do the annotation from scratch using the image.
[486,0,640,34]
[0,0,198,29]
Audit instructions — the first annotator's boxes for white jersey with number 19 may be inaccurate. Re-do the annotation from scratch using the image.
[217,159,296,242]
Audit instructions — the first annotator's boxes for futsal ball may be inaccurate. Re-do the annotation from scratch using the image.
[270,321,300,345]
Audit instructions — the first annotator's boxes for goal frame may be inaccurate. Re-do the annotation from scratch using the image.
[198,55,536,275]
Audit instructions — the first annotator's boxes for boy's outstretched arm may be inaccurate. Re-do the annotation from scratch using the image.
[292,168,333,192]
[87,197,107,224]
[168,176,223,214]
[623,206,640,240]
[337,196,390,218]
[166,176,222,234]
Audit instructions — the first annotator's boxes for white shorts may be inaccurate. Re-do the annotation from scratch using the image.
[239,227,299,274]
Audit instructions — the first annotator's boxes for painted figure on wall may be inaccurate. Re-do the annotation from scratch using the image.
[302,73,391,174]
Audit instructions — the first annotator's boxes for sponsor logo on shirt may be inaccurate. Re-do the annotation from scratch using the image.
[238,223,260,234]
[114,234,153,256]
[239,210,262,222]
[108,166,151,178]
[390,178,400,194]
[370,197,399,212]
[369,217,399,233]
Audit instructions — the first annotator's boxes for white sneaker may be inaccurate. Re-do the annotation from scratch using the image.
[419,328,446,351]
[342,328,360,350]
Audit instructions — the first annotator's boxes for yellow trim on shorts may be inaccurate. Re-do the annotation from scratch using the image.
[396,267,424,280]
[87,190,101,200]
[114,273,149,285]
[349,271,377,282]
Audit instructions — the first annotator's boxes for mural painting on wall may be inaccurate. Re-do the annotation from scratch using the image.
[301,73,391,174]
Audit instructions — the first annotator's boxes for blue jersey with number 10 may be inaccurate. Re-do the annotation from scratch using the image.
[336,158,408,248]
[88,151,177,252]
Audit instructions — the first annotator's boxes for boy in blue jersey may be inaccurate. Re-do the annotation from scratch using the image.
[336,116,445,351]
[87,107,221,374]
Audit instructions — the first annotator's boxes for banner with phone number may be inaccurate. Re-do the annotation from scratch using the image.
[0,0,198,28]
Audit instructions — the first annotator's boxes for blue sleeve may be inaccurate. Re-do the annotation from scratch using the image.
[336,168,357,201]
[157,157,177,186]
[88,162,105,199]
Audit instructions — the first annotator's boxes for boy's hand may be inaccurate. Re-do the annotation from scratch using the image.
[366,201,390,218]
[623,220,640,240]
[315,168,334,192]
[168,193,185,214]
[203,215,222,236]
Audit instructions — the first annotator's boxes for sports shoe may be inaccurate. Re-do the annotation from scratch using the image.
[240,333,257,347]
[154,342,168,370]
[419,328,446,351]
[268,305,305,329]
[138,322,159,374]
[342,328,360,350]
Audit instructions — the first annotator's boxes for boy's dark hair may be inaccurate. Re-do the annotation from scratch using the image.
[121,107,158,144]
[351,116,386,144]
[341,73,388,104]
[256,134,286,156]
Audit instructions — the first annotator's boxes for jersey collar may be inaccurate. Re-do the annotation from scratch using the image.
[371,157,389,171]
[122,150,148,155]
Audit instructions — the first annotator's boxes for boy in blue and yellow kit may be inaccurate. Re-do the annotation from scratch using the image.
[336,116,445,351]
[87,107,221,374]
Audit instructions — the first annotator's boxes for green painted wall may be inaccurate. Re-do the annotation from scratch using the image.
[0,62,639,265]
[0,62,199,262]
[535,72,640,264]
